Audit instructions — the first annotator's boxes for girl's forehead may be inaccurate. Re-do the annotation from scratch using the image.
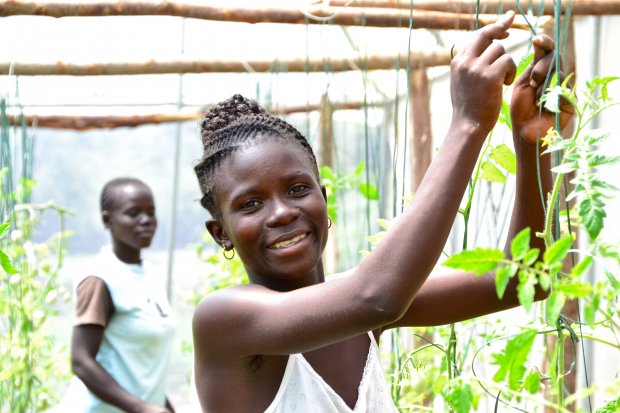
[226,139,315,176]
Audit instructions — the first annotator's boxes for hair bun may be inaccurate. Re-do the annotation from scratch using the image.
[200,94,265,145]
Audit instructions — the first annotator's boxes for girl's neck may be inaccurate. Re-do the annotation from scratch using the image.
[111,242,142,265]
[249,261,326,292]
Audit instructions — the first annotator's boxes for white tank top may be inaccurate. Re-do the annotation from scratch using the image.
[264,332,399,413]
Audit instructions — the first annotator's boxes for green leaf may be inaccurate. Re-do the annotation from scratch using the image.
[320,165,335,181]
[568,256,593,279]
[0,249,17,274]
[543,235,573,267]
[557,281,593,298]
[580,197,606,241]
[495,264,517,299]
[480,161,506,184]
[584,295,599,326]
[492,330,537,390]
[358,182,379,200]
[546,291,565,324]
[524,369,541,394]
[551,162,577,174]
[0,222,10,238]
[517,275,536,311]
[445,384,473,413]
[522,248,540,266]
[498,98,512,130]
[354,161,366,177]
[510,228,531,261]
[489,144,517,174]
[516,53,534,79]
[443,248,505,275]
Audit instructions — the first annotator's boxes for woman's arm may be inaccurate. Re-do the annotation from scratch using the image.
[382,34,575,329]
[71,325,171,413]
[193,12,519,363]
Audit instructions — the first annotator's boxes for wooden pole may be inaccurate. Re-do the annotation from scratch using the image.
[327,0,620,15]
[0,51,451,76]
[0,0,534,30]
[7,99,390,129]
[410,69,432,192]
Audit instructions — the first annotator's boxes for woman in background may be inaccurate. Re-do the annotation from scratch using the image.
[59,177,176,413]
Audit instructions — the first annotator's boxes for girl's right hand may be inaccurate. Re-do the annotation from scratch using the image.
[450,11,517,135]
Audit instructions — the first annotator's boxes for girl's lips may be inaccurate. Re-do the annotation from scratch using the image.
[268,232,308,249]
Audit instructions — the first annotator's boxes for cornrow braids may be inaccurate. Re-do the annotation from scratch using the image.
[195,94,319,218]
[100,177,150,213]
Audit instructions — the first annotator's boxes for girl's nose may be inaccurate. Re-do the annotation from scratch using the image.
[266,198,299,227]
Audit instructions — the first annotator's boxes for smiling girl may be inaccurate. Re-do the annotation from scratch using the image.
[191,11,572,413]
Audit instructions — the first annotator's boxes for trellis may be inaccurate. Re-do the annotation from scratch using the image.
[1,1,618,411]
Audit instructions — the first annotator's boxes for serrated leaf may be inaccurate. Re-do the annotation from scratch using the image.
[0,250,17,274]
[517,276,536,311]
[443,248,505,275]
[358,182,379,200]
[546,291,566,324]
[490,144,517,174]
[524,370,541,394]
[495,264,517,299]
[580,197,606,241]
[516,53,534,79]
[568,256,593,279]
[557,281,593,297]
[543,236,573,267]
[522,248,540,266]
[446,384,473,413]
[492,330,537,390]
[538,271,551,291]
[511,228,531,261]
[480,161,506,183]
[543,85,563,113]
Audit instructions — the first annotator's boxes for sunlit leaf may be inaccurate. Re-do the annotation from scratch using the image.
[522,248,540,266]
[0,222,11,238]
[517,276,536,311]
[358,182,379,200]
[557,281,593,298]
[492,330,537,390]
[580,197,605,240]
[443,248,505,275]
[0,250,17,274]
[510,228,530,261]
[490,144,517,174]
[546,291,566,324]
[543,236,573,267]
[445,384,473,413]
[495,263,517,299]
[480,161,506,184]
[568,256,593,279]
[524,369,541,394]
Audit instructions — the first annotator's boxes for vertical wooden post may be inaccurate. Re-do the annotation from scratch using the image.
[410,69,433,192]
[318,93,339,274]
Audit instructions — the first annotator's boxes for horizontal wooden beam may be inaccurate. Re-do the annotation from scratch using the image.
[1,50,451,76]
[0,0,535,30]
[7,100,389,129]
[326,0,620,15]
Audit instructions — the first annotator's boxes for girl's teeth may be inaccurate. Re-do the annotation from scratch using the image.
[271,233,306,249]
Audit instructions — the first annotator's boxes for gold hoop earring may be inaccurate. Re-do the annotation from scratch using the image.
[327,217,333,229]
[223,248,235,260]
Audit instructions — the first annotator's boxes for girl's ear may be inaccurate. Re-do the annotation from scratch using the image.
[320,184,327,202]
[205,219,232,250]
[102,210,111,229]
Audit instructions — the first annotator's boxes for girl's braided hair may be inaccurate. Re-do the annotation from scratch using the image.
[194,94,319,218]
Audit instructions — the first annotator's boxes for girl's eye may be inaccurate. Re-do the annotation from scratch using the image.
[240,200,260,210]
[289,184,309,195]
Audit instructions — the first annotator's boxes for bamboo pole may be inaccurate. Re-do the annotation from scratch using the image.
[7,99,387,129]
[0,51,451,76]
[327,0,620,15]
[0,0,534,30]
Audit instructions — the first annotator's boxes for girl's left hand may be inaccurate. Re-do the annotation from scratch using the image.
[510,34,575,144]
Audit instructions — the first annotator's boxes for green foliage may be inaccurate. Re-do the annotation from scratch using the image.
[320,161,378,221]
[492,330,537,391]
[0,187,72,412]
[594,395,620,413]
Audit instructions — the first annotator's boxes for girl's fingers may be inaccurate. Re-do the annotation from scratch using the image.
[530,52,555,89]
[480,42,508,65]
[465,11,515,57]
[494,54,517,86]
[532,34,555,64]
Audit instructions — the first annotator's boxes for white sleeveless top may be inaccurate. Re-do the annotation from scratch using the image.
[57,246,176,412]
[264,332,399,413]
